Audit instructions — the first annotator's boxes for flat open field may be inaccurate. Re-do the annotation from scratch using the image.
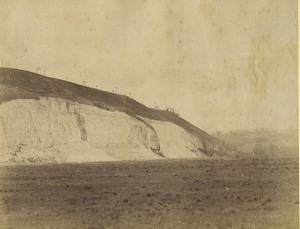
[0,157,298,228]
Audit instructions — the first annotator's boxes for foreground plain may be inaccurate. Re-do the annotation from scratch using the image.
[0,157,298,228]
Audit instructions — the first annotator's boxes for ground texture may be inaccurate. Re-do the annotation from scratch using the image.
[0,157,298,228]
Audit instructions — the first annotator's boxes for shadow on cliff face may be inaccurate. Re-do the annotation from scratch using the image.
[74,111,87,141]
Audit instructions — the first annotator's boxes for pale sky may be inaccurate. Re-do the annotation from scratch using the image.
[0,0,297,133]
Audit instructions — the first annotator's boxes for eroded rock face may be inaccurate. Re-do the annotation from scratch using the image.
[0,98,208,163]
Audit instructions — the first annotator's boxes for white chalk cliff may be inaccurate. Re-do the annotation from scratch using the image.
[0,68,229,163]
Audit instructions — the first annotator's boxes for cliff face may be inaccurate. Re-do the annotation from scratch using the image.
[0,68,229,163]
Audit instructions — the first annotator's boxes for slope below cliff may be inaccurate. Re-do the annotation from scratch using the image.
[0,68,229,163]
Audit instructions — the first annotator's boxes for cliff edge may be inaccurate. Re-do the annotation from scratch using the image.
[0,68,229,163]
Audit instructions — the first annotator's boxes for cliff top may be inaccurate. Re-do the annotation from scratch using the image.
[0,67,227,156]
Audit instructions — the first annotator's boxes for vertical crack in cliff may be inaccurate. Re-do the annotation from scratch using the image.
[74,110,87,141]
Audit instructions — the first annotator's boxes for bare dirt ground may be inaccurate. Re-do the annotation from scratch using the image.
[0,157,298,229]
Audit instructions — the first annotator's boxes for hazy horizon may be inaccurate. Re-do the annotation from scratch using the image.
[0,0,297,133]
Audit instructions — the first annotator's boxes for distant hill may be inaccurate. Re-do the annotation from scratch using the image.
[0,68,229,163]
[213,129,298,157]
